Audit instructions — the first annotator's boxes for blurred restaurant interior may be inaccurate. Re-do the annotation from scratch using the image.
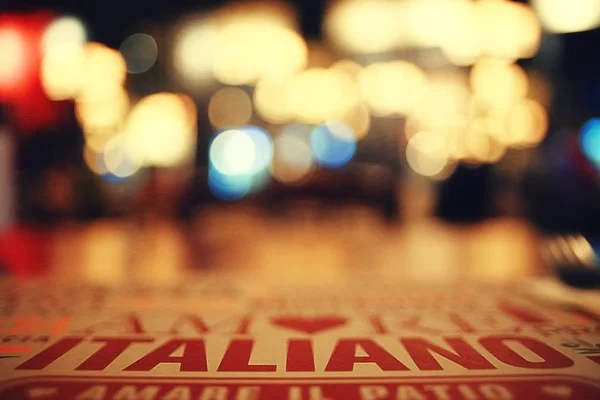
[0,0,599,285]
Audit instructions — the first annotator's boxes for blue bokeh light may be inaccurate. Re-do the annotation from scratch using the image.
[208,165,252,201]
[581,118,600,168]
[310,122,356,169]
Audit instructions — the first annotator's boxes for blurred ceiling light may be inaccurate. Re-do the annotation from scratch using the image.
[42,16,86,54]
[505,99,548,148]
[208,87,253,129]
[310,122,356,169]
[406,131,449,177]
[271,124,315,184]
[254,79,293,124]
[78,42,127,102]
[325,0,398,54]
[126,93,197,167]
[581,119,600,168]
[533,0,600,33]
[288,68,359,124]
[119,33,158,74]
[173,19,220,87]
[102,135,141,178]
[41,44,84,100]
[470,59,528,108]
[0,29,26,88]
[476,0,541,60]
[209,128,257,176]
[75,86,129,132]
[359,61,428,117]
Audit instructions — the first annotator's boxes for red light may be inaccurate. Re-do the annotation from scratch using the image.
[0,28,27,90]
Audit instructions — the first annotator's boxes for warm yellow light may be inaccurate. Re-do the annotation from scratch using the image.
[464,121,491,162]
[330,59,363,80]
[76,86,129,132]
[476,0,541,60]
[505,99,548,148]
[86,132,117,152]
[126,93,197,167]
[440,0,480,66]
[287,68,359,124]
[173,19,220,87]
[325,0,399,54]
[208,87,252,129]
[254,79,293,124]
[78,43,127,102]
[406,131,449,177]
[0,29,25,85]
[102,135,142,178]
[359,61,429,117]
[41,45,84,100]
[341,103,371,140]
[213,24,307,86]
[404,0,469,48]
[83,143,107,175]
[470,59,528,108]
[42,16,86,54]
[271,126,314,184]
[533,0,600,33]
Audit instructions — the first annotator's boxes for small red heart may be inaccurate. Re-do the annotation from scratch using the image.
[271,316,347,334]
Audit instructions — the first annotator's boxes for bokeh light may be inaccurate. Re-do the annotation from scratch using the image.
[254,79,293,124]
[212,24,307,86]
[310,122,357,169]
[83,143,108,175]
[76,86,129,133]
[287,68,359,124]
[406,131,449,177]
[505,99,548,148]
[102,135,142,178]
[476,0,541,60]
[0,29,26,88]
[208,87,253,129]
[580,118,600,168]
[341,103,371,140]
[41,45,84,101]
[533,0,600,33]
[173,19,220,86]
[78,42,127,102]
[126,93,197,167]
[208,165,253,201]
[243,126,274,175]
[325,0,398,54]
[42,16,86,54]
[470,59,528,108]
[358,61,428,117]
[271,124,315,184]
[209,129,257,176]
[119,33,158,74]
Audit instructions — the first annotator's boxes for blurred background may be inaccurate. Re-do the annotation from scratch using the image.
[0,0,599,285]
